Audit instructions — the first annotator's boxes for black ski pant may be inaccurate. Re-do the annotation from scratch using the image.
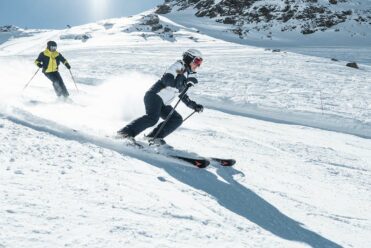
[119,92,183,139]
[44,72,69,98]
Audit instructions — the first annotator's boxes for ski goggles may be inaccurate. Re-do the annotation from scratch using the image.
[49,46,57,51]
[193,57,203,67]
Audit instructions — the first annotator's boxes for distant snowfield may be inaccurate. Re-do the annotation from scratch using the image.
[270,45,371,66]
[0,11,370,248]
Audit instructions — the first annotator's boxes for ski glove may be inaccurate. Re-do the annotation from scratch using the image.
[194,104,204,113]
[65,63,71,69]
[37,63,43,68]
[186,77,198,87]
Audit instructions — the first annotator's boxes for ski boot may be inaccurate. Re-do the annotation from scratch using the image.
[116,130,142,147]
[145,135,173,149]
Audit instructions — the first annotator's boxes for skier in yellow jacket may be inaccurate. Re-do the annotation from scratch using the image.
[35,41,71,98]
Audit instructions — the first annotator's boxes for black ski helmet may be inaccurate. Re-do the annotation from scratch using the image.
[182,49,203,65]
[47,40,57,50]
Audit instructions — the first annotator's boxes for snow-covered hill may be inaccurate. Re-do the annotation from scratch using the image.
[0,25,19,33]
[158,0,371,45]
[0,25,42,46]
[1,10,370,248]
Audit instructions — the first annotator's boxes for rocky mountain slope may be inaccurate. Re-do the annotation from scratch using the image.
[0,25,20,32]
[157,0,371,39]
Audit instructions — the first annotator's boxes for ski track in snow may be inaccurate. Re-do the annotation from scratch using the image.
[0,11,371,248]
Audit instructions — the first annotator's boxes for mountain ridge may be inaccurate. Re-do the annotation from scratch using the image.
[157,0,371,39]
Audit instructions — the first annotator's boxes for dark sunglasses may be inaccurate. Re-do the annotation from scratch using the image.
[49,46,57,51]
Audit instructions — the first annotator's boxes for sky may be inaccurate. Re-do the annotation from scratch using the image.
[0,0,164,29]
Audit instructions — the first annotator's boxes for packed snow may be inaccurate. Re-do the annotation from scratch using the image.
[0,10,370,248]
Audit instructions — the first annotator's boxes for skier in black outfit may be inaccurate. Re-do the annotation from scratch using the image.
[117,49,204,145]
[35,41,71,98]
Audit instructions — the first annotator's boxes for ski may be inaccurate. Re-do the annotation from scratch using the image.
[113,136,234,168]
[169,155,210,168]
[210,158,236,167]
[113,136,209,168]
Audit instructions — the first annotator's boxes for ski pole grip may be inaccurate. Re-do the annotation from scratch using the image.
[186,82,194,88]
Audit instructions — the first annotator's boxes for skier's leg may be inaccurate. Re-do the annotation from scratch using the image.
[52,81,63,97]
[54,72,69,98]
[147,106,183,139]
[45,72,61,97]
[118,92,163,138]
[45,72,69,97]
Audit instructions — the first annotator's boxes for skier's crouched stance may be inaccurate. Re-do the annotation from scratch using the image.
[35,41,71,98]
[117,49,204,145]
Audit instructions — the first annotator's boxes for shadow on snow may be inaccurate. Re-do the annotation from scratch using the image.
[155,161,341,248]
[3,110,341,248]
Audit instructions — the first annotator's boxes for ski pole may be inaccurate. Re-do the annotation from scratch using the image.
[23,68,40,91]
[183,110,197,123]
[69,69,79,93]
[150,84,191,143]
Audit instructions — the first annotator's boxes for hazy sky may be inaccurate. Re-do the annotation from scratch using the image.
[0,0,164,29]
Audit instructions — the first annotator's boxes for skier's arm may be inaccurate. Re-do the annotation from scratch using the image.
[34,52,43,68]
[161,61,185,88]
[181,94,204,112]
[180,75,203,112]
[58,53,71,69]
[161,73,176,87]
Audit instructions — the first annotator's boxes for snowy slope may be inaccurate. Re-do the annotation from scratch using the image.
[1,12,370,138]
[0,25,49,48]
[1,11,371,248]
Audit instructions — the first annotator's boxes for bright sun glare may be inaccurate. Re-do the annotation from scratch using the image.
[90,0,109,20]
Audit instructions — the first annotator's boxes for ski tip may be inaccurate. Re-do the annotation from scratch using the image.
[210,158,236,166]
[223,159,236,166]
[170,155,210,168]
[194,159,210,168]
